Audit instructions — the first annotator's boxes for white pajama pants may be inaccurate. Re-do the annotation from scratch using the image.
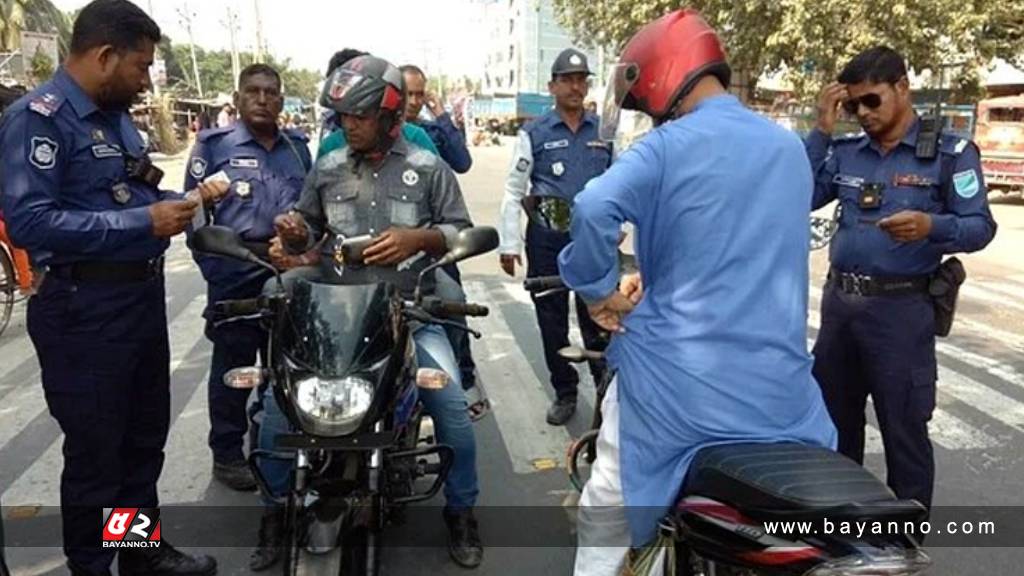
[573,378,632,576]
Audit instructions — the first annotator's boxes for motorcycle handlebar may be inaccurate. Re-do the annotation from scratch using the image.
[523,276,565,292]
[212,297,263,319]
[421,297,490,318]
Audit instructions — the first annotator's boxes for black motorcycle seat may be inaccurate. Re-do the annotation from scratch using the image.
[682,443,925,522]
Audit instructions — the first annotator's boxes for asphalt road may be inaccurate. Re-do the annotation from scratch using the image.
[2,138,1024,575]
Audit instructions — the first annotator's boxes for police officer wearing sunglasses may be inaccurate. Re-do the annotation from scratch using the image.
[498,48,610,425]
[805,46,996,517]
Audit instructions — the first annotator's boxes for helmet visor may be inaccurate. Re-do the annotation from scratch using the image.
[323,69,371,115]
[599,63,640,141]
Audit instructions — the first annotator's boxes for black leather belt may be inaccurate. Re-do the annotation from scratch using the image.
[49,257,164,284]
[828,270,930,297]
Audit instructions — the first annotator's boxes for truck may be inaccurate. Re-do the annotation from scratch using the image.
[468,93,553,136]
[975,95,1024,198]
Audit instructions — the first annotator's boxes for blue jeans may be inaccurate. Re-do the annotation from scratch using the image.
[257,323,479,510]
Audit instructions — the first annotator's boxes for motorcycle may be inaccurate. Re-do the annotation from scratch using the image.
[523,244,932,575]
[192,224,498,576]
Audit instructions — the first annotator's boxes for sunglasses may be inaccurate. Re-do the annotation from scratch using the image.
[842,93,883,115]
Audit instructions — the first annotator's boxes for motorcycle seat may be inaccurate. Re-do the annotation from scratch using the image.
[681,442,926,523]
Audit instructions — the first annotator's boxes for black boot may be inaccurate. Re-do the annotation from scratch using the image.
[212,459,257,492]
[546,397,577,426]
[443,508,483,569]
[118,541,217,576]
[249,507,284,571]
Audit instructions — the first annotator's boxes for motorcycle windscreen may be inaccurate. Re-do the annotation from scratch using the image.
[286,280,393,378]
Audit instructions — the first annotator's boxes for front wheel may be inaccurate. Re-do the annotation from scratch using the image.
[340,496,382,576]
[0,246,15,338]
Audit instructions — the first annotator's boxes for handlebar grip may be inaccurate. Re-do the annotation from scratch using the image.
[422,298,490,318]
[213,298,261,318]
[522,276,565,292]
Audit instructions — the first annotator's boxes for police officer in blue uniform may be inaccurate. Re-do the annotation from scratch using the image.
[806,46,997,513]
[499,48,611,425]
[0,2,223,575]
[185,63,311,492]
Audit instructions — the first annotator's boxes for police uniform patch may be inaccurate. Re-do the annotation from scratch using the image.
[190,157,208,180]
[516,158,530,172]
[91,129,106,142]
[954,139,969,154]
[111,183,132,205]
[91,144,123,159]
[29,136,58,170]
[953,169,980,199]
[552,161,565,177]
[543,139,570,150]
[230,158,259,169]
[28,93,60,117]
[832,174,864,188]
[235,181,252,198]
[402,169,420,186]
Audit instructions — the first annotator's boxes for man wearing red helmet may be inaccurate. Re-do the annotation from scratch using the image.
[557,10,836,574]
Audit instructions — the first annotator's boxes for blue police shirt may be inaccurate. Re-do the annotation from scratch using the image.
[185,122,311,301]
[418,113,472,173]
[0,68,170,267]
[525,109,612,202]
[805,120,996,276]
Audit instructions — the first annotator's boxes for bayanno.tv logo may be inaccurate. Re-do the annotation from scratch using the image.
[102,508,161,549]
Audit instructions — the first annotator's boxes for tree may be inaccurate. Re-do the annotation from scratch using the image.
[0,0,71,57]
[28,44,53,83]
[551,0,1024,100]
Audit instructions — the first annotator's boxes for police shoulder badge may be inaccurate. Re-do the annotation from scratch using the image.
[552,161,565,177]
[952,169,980,199]
[28,93,62,117]
[29,136,59,170]
[111,183,132,205]
[190,157,208,180]
[402,169,420,186]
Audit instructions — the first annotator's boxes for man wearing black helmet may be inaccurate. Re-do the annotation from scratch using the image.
[264,55,484,569]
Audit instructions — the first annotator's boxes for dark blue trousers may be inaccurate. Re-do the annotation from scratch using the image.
[525,222,608,400]
[28,274,170,574]
[206,320,266,464]
[812,281,937,509]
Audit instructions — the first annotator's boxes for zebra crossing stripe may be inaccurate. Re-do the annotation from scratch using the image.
[464,280,574,474]
[1,295,209,506]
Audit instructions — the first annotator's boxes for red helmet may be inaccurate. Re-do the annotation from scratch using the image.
[602,9,730,138]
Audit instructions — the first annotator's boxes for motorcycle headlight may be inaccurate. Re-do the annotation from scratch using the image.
[292,375,374,436]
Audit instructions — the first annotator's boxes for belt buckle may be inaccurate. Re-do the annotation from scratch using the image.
[842,273,869,296]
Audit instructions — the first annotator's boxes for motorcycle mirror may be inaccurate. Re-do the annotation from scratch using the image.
[193,225,257,262]
[416,226,500,302]
[439,226,500,267]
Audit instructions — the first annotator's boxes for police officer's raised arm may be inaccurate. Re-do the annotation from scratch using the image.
[928,142,997,253]
[804,83,849,210]
[433,114,473,173]
[498,130,532,257]
[0,110,157,253]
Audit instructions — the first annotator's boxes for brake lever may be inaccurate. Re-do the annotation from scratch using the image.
[535,287,569,299]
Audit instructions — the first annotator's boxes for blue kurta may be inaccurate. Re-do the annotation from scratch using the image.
[558,95,838,545]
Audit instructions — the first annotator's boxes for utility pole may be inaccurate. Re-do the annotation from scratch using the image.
[222,7,241,90]
[253,0,265,64]
[146,0,161,98]
[176,3,204,98]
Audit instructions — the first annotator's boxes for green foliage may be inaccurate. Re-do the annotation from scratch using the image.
[163,42,320,102]
[552,0,1024,100]
[28,45,53,83]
